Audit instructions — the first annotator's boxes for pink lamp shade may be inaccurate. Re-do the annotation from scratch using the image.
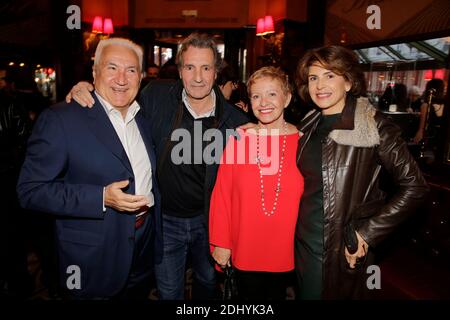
[256,18,265,36]
[434,69,444,80]
[424,70,433,81]
[103,18,114,35]
[92,16,103,33]
[264,15,275,35]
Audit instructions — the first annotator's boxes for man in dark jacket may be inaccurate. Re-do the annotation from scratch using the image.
[66,33,249,300]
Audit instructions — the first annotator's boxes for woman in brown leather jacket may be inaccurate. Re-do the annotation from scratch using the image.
[294,45,429,299]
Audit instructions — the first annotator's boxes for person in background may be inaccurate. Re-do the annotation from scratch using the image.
[158,57,179,80]
[230,81,251,114]
[146,63,160,80]
[378,83,409,112]
[3,68,57,298]
[392,83,409,112]
[408,85,422,113]
[216,64,238,101]
[0,69,34,298]
[216,64,250,114]
[377,85,393,111]
[413,79,446,164]
[294,45,429,299]
[413,78,445,143]
[210,66,303,300]
[140,63,160,91]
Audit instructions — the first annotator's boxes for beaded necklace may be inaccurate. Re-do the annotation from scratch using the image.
[256,121,288,217]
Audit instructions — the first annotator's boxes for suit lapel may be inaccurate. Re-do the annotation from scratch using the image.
[86,93,133,175]
[135,111,156,170]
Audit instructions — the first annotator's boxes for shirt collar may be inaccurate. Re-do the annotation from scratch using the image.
[95,91,141,120]
[182,89,216,118]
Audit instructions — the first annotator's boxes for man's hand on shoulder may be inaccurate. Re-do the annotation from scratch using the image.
[238,122,257,130]
[65,82,95,108]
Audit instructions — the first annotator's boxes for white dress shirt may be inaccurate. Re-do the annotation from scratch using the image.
[96,92,154,213]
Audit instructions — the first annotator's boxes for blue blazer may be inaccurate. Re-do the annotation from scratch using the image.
[17,94,162,298]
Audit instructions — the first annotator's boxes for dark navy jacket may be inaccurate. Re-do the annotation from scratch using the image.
[17,94,162,298]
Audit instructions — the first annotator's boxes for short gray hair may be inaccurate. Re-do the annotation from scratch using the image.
[94,38,143,72]
[176,33,222,71]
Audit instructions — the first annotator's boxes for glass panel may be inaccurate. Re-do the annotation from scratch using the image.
[387,43,432,60]
[359,47,395,62]
[34,67,56,103]
[160,47,172,66]
[424,37,450,55]
[355,50,367,64]
[217,44,225,59]
[153,45,160,66]
[355,37,450,64]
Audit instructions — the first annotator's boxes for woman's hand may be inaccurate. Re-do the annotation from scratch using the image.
[212,246,231,268]
[345,231,368,269]
[65,81,95,107]
[413,130,423,144]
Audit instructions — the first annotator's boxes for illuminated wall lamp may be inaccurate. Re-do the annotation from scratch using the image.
[256,15,275,38]
[92,16,114,35]
[92,16,103,33]
[103,18,114,35]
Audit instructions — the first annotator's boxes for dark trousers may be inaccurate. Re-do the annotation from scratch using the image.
[235,269,288,300]
[115,211,154,300]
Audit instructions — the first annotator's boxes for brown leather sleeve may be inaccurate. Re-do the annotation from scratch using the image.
[357,113,430,247]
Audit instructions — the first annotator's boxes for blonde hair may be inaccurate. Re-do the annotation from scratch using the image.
[247,66,291,96]
[94,38,143,72]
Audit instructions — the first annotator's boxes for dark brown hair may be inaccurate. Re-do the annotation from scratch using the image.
[295,45,366,103]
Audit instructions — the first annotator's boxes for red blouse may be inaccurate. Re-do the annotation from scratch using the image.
[209,130,304,272]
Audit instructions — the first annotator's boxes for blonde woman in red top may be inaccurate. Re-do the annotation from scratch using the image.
[209,67,304,300]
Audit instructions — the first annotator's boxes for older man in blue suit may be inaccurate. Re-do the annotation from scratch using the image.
[17,38,161,299]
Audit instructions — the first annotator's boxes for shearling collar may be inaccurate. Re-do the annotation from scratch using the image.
[299,97,380,148]
[329,97,380,147]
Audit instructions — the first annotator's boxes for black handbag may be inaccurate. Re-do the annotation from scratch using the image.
[344,222,358,254]
[222,265,239,300]
[344,222,368,268]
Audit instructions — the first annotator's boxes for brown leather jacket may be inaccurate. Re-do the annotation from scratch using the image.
[296,97,429,299]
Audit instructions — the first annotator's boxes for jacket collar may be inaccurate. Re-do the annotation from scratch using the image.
[329,97,380,147]
[171,79,231,129]
[298,96,380,148]
[333,95,356,130]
